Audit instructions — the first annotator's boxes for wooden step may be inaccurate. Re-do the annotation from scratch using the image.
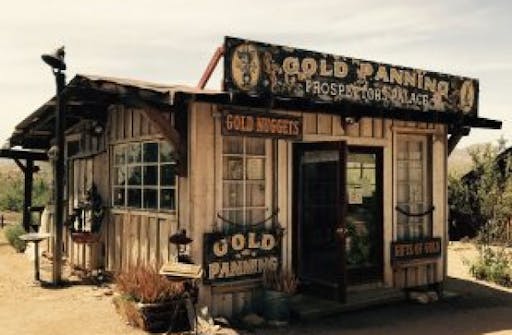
[290,288,406,321]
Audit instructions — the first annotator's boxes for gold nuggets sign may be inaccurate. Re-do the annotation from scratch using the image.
[224,36,479,116]
[203,230,281,283]
[391,237,442,262]
[222,111,302,140]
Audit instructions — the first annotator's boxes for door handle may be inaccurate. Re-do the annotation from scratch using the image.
[336,227,347,236]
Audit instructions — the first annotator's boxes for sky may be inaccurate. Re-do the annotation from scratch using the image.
[1,0,511,148]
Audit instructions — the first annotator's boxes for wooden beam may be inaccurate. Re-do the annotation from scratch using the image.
[0,149,48,161]
[140,108,181,149]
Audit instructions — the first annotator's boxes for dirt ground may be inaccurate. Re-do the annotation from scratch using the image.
[1,227,512,335]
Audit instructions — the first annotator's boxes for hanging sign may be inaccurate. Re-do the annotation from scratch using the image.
[221,110,302,140]
[224,36,478,116]
[391,237,442,262]
[203,230,282,283]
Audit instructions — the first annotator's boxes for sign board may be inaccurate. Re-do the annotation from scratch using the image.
[221,110,302,140]
[203,230,282,283]
[224,36,478,116]
[391,237,442,262]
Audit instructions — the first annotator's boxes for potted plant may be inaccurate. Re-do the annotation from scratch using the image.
[260,269,298,322]
[113,264,187,333]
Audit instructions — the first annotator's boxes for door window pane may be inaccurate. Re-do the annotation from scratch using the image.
[127,166,141,185]
[160,142,174,162]
[223,157,243,180]
[160,164,176,186]
[143,189,158,209]
[160,189,175,210]
[127,188,141,207]
[143,165,158,186]
[143,142,158,162]
[127,143,141,163]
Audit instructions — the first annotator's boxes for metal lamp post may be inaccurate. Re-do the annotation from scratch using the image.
[41,46,66,285]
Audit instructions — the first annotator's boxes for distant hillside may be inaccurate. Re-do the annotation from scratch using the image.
[448,142,498,177]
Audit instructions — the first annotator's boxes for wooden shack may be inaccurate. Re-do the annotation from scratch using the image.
[9,37,501,317]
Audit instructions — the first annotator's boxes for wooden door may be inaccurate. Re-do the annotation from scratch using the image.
[293,141,347,302]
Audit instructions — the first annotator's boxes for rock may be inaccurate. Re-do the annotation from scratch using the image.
[267,320,288,328]
[241,313,265,327]
[103,289,113,296]
[409,291,430,304]
[214,316,231,328]
[427,291,439,302]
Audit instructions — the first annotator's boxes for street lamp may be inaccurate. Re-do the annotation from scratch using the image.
[41,46,66,285]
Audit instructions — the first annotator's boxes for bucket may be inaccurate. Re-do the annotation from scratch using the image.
[261,290,290,321]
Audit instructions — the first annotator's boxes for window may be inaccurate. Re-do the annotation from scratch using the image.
[222,137,266,225]
[396,135,432,240]
[112,141,176,211]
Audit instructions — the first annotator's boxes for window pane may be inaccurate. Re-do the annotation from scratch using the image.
[160,164,176,186]
[127,166,141,185]
[143,189,158,209]
[222,210,243,226]
[143,142,158,162]
[247,209,266,224]
[114,145,125,165]
[127,188,141,208]
[246,182,265,207]
[160,141,175,162]
[246,137,265,155]
[113,187,125,206]
[223,182,243,207]
[127,143,141,163]
[160,189,175,210]
[223,137,243,154]
[223,157,243,180]
[114,167,126,186]
[143,165,157,186]
[246,158,265,180]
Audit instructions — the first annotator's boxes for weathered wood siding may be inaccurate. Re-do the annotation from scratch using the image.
[103,104,179,271]
[61,104,180,271]
[189,104,448,316]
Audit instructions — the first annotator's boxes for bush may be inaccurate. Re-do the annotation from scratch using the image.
[4,224,27,252]
[115,264,185,304]
[469,247,512,286]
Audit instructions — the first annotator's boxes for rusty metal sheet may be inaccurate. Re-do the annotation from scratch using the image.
[224,36,478,116]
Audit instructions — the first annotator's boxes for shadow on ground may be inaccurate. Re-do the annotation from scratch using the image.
[252,277,512,335]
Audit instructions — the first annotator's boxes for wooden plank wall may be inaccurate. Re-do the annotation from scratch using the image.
[105,211,178,271]
[107,105,171,143]
[61,104,179,272]
[102,104,179,271]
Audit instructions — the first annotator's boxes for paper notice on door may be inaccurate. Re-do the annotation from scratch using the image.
[348,187,363,204]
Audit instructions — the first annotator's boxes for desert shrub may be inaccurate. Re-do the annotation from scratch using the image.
[262,269,298,295]
[469,247,512,286]
[115,264,185,304]
[4,224,26,252]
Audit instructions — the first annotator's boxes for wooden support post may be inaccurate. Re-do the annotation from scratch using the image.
[23,159,34,233]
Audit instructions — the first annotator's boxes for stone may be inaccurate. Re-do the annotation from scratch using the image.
[409,291,430,304]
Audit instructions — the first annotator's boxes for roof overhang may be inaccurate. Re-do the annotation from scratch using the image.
[174,91,502,134]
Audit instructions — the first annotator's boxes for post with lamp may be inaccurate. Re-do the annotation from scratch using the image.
[41,46,66,285]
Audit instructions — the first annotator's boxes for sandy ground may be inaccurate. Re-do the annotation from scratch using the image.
[1,226,512,335]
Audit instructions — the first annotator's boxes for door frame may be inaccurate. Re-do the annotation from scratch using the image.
[292,141,347,302]
[346,145,384,285]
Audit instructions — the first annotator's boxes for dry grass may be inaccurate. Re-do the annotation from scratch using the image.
[115,264,185,304]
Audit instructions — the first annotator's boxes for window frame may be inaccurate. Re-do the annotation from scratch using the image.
[394,133,433,241]
[221,135,271,227]
[111,140,177,212]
